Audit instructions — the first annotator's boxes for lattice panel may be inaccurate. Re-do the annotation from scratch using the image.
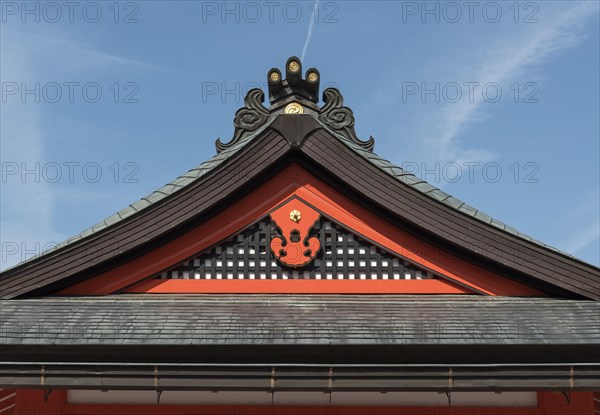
[154,219,434,280]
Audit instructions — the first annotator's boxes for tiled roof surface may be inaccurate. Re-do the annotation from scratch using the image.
[1,295,598,346]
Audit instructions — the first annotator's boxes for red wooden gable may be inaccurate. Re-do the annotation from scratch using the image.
[59,164,541,296]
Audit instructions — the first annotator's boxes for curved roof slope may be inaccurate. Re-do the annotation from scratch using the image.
[1,57,598,300]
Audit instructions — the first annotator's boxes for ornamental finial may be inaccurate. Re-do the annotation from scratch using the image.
[267,56,320,107]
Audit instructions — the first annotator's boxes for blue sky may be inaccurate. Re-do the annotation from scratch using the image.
[1,0,599,270]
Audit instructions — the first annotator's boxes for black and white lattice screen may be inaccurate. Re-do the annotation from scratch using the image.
[154,218,435,281]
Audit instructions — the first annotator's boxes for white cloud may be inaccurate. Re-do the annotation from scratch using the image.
[0,24,159,271]
[562,218,600,256]
[425,2,598,163]
[558,195,600,260]
[0,26,65,270]
[27,32,164,71]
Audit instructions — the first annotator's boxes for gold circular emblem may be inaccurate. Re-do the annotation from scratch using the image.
[269,71,280,82]
[307,72,318,82]
[288,61,300,73]
[284,103,304,114]
[290,210,302,223]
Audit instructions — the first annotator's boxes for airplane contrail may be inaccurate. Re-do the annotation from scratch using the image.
[301,0,319,62]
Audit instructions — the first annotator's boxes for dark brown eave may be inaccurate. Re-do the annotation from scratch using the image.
[1,115,599,300]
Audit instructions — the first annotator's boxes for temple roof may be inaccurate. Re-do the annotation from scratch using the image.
[1,57,599,300]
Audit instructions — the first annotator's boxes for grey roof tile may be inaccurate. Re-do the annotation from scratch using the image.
[79,227,95,238]
[474,210,493,224]
[185,168,204,178]
[490,218,506,230]
[146,191,167,204]
[92,222,108,232]
[117,206,137,220]
[104,214,121,226]
[131,199,152,211]
[398,175,422,186]
[172,176,197,187]
[65,234,82,244]
[412,182,437,194]
[388,166,408,177]
[518,232,533,242]
[458,204,478,217]
[1,295,598,346]
[429,189,451,202]
[443,197,465,210]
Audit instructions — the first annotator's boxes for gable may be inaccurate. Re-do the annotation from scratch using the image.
[124,211,472,294]
[151,216,438,282]
[58,165,541,296]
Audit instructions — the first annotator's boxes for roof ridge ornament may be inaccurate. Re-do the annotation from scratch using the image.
[319,88,375,151]
[215,88,269,153]
[268,56,320,108]
[216,57,375,153]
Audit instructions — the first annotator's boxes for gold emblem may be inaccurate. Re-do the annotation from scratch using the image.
[288,61,300,73]
[269,71,280,82]
[284,102,304,114]
[290,210,302,223]
[307,72,318,82]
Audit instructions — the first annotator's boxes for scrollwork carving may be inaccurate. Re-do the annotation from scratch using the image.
[319,88,375,151]
[215,89,270,153]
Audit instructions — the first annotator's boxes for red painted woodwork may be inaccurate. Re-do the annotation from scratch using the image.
[11,390,597,415]
[15,389,67,415]
[127,278,471,294]
[537,391,596,415]
[270,198,321,267]
[0,388,16,415]
[59,164,543,296]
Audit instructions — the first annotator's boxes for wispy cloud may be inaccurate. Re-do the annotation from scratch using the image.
[559,195,600,261]
[27,31,164,71]
[0,28,66,270]
[426,2,598,164]
[562,218,600,256]
[301,0,320,62]
[0,24,159,270]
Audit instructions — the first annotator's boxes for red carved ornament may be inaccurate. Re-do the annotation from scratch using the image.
[270,198,321,267]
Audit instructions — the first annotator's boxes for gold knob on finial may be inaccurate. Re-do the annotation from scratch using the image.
[288,61,300,73]
[269,71,280,82]
[307,72,318,83]
[290,210,302,222]
[284,102,304,114]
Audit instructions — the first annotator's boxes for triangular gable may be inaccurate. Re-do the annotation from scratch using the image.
[124,209,474,294]
[151,216,438,282]
[58,165,541,296]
